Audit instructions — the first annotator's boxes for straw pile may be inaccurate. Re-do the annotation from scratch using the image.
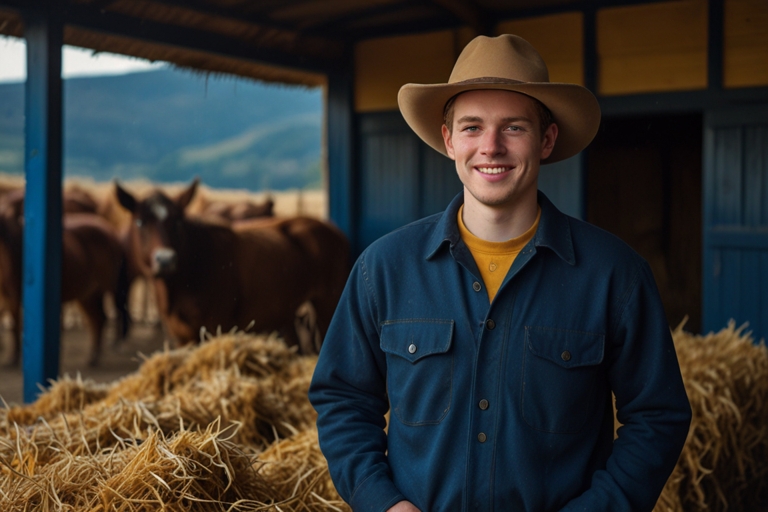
[654,320,768,512]
[0,332,349,511]
[3,321,766,511]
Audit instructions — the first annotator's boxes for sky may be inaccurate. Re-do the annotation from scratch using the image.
[0,35,166,83]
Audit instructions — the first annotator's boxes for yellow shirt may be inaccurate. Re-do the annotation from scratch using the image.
[458,205,541,302]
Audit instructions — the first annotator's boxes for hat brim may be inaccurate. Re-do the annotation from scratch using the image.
[398,80,601,164]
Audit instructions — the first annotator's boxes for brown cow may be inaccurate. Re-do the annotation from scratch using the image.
[201,196,275,223]
[115,179,350,353]
[0,202,130,367]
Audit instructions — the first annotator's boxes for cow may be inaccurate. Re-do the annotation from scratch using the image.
[0,197,130,367]
[115,179,350,353]
[200,196,275,223]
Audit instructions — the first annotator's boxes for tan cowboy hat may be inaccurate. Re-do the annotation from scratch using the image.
[398,34,601,164]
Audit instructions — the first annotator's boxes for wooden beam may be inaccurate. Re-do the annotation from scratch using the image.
[22,7,63,403]
[427,0,490,35]
[301,1,418,36]
[708,0,724,92]
[2,0,342,73]
[124,0,316,39]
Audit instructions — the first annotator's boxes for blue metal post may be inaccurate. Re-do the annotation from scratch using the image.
[326,58,358,255]
[22,10,64,403]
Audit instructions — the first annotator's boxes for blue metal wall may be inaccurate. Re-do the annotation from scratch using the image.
[538,154,584,220]
[357,112,460,252]
[704,106,768,341]
[355,111,586,254]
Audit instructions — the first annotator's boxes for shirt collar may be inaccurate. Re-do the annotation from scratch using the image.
[425,190,575,266]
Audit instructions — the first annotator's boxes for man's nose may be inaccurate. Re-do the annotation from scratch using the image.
[480,131,506,156]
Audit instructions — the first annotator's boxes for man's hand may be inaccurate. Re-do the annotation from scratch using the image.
[387,501,421,512]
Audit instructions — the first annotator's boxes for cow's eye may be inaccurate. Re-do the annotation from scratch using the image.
[135,218,143,228]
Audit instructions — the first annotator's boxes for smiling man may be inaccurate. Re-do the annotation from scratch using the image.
[309,34,692,512]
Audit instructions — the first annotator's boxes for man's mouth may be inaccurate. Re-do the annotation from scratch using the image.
[476,166,511,175]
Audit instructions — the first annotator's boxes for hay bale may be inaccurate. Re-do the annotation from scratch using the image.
[0,333,321,477]
[256,427,350,512]
[654,320,768,512]
[1,419,279,510]
[0,331,344,511]
[3,374,110,426]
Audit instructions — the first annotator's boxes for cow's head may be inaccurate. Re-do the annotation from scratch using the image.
[115,178,199,277]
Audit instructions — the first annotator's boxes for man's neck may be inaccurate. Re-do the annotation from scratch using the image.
[461,190,539,242]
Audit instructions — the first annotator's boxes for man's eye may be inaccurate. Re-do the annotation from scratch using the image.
[462,126,479,132]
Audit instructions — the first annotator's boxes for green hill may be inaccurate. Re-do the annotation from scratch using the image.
[0,69,323,191]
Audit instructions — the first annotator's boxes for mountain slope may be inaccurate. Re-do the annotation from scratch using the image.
[0,69,323,190]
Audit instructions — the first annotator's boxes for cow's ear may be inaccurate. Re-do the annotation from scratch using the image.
[115,182,137,213]
[176,177,200,211]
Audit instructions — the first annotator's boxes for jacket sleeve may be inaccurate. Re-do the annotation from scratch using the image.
[309,253,406,512]
[561,261,692,512]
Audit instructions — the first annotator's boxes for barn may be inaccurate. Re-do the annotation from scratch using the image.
[0,0,766,403]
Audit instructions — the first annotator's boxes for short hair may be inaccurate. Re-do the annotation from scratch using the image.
[443,92,554,138]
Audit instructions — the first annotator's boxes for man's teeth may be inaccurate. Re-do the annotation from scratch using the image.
[477,167,509,175]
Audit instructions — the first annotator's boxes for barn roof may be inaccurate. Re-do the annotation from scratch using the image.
[0,0,606,86]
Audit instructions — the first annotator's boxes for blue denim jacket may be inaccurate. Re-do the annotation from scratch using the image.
[310,191,691,512]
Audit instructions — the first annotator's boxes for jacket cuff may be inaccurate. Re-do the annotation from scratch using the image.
[349,469,406,512]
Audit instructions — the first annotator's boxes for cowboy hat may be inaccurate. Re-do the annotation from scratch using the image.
[397,34,601,164]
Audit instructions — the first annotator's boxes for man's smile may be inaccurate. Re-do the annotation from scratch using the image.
[475,166,512,175]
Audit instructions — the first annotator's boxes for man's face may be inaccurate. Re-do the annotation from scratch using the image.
[441,90,557,211]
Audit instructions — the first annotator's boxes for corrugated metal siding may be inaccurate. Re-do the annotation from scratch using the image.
[704,106,768,341]
[356,112,460,252]
[538,155,584,219]
[359,131,419,249]
[354,111,586,254]
[419,144,461,217]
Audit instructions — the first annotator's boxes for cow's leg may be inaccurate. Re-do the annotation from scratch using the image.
[310,298,339,352]
[3,307,22,367]
[79,293,106,367]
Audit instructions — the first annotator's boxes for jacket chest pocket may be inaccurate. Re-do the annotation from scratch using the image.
[522,326,605,434]
[381,319,454,426]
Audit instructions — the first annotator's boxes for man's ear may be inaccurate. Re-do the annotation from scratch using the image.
[540,123,559,161]
[441,124,456,160]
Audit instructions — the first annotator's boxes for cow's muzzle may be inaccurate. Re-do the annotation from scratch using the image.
[151,247,177,275]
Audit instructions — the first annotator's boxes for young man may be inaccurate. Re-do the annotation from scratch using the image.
[309,34,691,512]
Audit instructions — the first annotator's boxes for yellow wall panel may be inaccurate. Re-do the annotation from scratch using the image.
[597,0,708,95]
[724,0,768,88]
[496,12,584,86]
[354,30,460,112]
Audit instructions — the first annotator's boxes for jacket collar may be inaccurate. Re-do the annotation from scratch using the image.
[426,190,575,265]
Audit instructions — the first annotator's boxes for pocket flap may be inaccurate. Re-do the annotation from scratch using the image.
[526,326,604,368]
[380,319,454,363]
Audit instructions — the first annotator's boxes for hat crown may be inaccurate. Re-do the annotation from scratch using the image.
[448,34,550,84]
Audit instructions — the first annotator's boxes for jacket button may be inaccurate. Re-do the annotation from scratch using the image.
[408,344,417,354]
[478,432,487,443]
[478,399,489,410]
[561,350,571,362]
[472,281,482,292]
[485,319,495,330]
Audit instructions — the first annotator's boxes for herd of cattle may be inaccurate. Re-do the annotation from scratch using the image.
[0,179,350,367]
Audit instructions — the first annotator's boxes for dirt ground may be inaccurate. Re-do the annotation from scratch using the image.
[0,313,167,407]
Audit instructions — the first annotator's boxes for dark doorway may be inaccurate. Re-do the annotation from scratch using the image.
[586,114,703,332]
